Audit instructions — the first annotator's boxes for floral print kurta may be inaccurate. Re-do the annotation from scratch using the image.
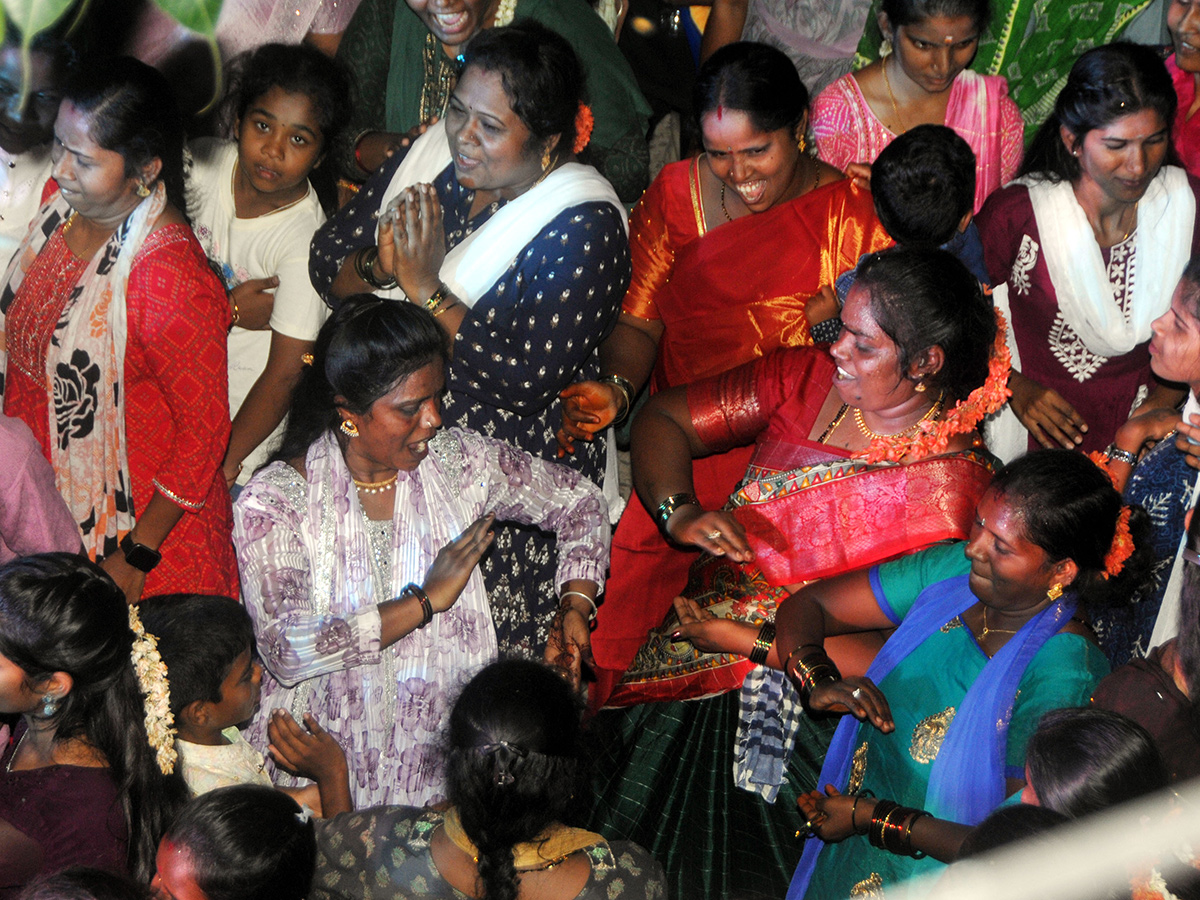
[234,427,608,808]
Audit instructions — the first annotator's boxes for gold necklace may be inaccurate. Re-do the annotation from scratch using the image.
[816,403,851,444]
[61,211,78,235]
[352,474,398,495]
[977,607,1019,641]
[854,392,945,441]
[719,182,734,221]
[881,56,909,134]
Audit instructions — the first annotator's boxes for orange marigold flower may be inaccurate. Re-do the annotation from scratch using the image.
[1103,506,1134,580]
[573,104,594,155]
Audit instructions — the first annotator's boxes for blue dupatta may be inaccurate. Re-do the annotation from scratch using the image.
[786,573,1076,899]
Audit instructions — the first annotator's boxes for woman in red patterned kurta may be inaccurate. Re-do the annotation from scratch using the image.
[0,59,235,600]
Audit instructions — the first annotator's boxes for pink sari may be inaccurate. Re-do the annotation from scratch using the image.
[811,68,1024,213]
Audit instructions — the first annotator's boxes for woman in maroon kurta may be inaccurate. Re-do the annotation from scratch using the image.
[0,59,234,600]
[977,44,1198,455]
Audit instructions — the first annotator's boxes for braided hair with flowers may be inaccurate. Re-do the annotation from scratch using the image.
[1087,452,1136,580]
[128,604,177,774]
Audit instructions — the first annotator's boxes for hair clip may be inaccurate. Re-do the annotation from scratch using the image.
[478,740,528,786]
[296,805,314,824]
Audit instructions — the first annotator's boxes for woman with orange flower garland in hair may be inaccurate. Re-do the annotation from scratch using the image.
[585,247,1009,900]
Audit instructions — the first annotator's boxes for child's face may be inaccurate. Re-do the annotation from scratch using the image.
[207,648,262,729]
[0,45,62,155]
[152,840,208,900]
[235,85,324,209]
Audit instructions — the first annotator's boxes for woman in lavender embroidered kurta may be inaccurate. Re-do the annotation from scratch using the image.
[234,426,608,808]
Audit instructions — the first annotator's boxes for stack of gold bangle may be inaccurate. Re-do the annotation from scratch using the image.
[867,799,928,858]
[749,621,775,665]
[599,374,635,424]
[784,645,841,707]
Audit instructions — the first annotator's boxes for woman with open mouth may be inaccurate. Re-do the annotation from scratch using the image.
[233,297,608,809]
[331,0,650,202]
[311,23,627,665]
[556,43,893,709]
[585,246,1008,898]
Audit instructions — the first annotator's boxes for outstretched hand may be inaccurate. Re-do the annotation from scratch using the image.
[666,505,753,562]
[808,677,894,732]
[423,513,495,612]
[669,595,753,654]
[797,785,869,843]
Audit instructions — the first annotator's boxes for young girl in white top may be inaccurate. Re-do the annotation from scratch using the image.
[188,44,350,489]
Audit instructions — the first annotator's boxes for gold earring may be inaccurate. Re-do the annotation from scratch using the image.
[340,419,359,438]
[136,181,151,198]
[541,146,552,171]
[914,382,926,393]
[880,36,893,57]
[797,135,807,153]
[1046,583,1063,602]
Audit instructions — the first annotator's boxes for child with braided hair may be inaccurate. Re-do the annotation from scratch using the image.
[310,660,665,900]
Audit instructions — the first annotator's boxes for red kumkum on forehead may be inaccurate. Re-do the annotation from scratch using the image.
[716,104,723,119]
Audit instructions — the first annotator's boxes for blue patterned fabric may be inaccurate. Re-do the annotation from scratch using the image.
[1095,437,1197,667]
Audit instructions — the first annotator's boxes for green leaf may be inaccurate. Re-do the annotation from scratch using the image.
[148,0,223,37]
[0,0,74,37]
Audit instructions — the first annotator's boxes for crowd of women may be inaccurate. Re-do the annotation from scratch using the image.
[3,0,1200,898]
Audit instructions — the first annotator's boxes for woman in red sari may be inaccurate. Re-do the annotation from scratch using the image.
[0,59,235,602]
[585,247,1010,900]
[558,43,891,701]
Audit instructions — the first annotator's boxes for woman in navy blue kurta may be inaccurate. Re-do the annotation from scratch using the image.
[309,24,630,656]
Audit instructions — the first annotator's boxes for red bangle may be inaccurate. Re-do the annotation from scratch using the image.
[353,131,376,176]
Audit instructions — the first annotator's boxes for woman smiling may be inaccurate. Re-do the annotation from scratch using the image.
[0,58,234,601]
[782,450,1151,899]
[978,42,1200,456]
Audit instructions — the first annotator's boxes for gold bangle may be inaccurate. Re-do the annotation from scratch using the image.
[424,284,450,311]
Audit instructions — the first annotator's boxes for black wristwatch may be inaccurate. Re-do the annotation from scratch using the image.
[120,532,161,573]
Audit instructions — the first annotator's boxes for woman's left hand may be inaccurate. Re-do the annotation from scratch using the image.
[545,602,595,692]
[669,595,754,654]
[797,785,869,843]
[100,552,147,605]
[386,184,445,301]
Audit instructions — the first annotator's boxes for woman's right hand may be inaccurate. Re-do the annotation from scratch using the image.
[809,676,894,733]
[1008,370,1088,448]
[666,505,753,562]
[422,513,495,612]
[556,381,623,456]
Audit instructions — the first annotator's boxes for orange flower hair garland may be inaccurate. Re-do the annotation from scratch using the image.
[573,104,594,155]
[1087,451,1135,580]
[855,307,1013,465]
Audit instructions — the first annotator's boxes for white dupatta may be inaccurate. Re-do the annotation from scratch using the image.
[1020,166,1194,358]
[372,119,627,306]
[371,120,629,519]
